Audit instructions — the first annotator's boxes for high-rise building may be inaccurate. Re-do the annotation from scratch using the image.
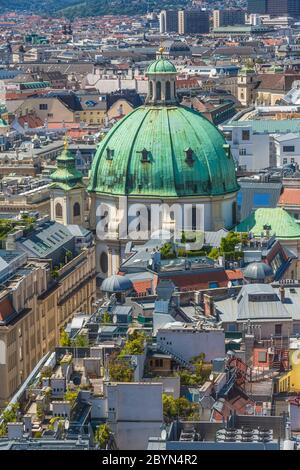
[159,10,179,33]
[178,9,210,35]
[213,9,245,29]
[247,0,268,14]
[267,0,300,17]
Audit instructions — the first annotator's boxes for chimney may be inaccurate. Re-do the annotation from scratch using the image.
[280,286,285,303]
[203,294,214,317]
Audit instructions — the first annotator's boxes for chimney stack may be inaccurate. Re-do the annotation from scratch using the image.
[279,285,285,303]
[203,294,215,317]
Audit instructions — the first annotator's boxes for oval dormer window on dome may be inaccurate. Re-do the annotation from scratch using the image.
[106,147,114,160]
[140,148,150,163]
[185,147,194,165]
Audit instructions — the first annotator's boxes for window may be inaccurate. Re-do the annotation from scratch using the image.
[165,81,171,101]
[47,113,53,118]
[283,145,295,153]
[100,252,108,274]
[275,324,282,336]
[258,351,267,363]
[283,158,287,164]
[156,81,161,101]
[223,131,232,141]
[73,202,80,217]
[55,202,63,218]
[242,130,250,141]
[239,148,246,156]
[149,81,153,99]
[39,103,48,110]
[291,158,295,163]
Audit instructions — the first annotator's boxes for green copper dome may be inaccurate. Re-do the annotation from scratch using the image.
[50,143,83,191]
[147,58,177,74]
[88,105,239,198]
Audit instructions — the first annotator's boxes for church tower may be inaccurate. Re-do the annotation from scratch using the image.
[237,63,257,107]
[50,140,85,226]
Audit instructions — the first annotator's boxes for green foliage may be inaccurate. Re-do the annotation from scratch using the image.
[59,330,71,347]
[160,243,176,260]
[48,416,65,431]
[208,247,219,260]
[162,394,197,421]
[51,268,60,279]
[72,333,89,347]
[178,355,212,386]
[64,389,78,406]
[65,250,73,261]
[220,232,240,253]
[94,423,111,449]
[41,366,53,378]
[0,402,19,436]
[119,331,145,357]
[108,354,133,382]
[101,311,111,324]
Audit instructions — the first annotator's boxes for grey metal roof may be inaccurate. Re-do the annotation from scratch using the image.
[100,275,133,293]
[244,262,273,280]
[18,221,73,258]
[236,284,291,321]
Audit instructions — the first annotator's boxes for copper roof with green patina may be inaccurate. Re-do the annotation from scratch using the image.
[235,207,300,240]
[88,105,239,198]
[50,145,83,190]
[146,58,177,74]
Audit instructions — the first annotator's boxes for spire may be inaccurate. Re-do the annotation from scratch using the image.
[50,140,83,190]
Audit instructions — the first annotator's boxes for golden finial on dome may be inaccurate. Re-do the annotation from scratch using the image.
[64,136,69,151]
[158,46,165,56]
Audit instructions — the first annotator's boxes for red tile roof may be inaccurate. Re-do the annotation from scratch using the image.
[278,188,300,206]
[163,269,243,291]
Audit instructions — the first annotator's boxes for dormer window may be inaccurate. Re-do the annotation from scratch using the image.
[185,147,194,164]
[106,147,114,160]
[140,148,150,163]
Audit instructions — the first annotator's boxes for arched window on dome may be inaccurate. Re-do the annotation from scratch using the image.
[73,202,81,217]
[165,81,171,101]
[156,81,161,101]
[55,202,63,218]
[149,81,153,99]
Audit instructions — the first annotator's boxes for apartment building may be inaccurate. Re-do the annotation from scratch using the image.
[0,220,96,405]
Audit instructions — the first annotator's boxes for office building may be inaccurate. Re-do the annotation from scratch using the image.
[213,9,245,29]
[247,0,268,14]
[159,10,179,33]
[178,9,210,35]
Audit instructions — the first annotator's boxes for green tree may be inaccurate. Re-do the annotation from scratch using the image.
[102,311,111,324]
[208,247,219,260]
[162,394,197,421]
[59,330,71,347]
[73,333,89,347]
[0,402,19,436]
[120,331,146,357]
[94,424,111,449]
[64,389,78,406]
[109,355,133,382]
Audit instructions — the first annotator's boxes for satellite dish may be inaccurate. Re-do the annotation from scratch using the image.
[161,429,167,440]
[53,421,59,432]
[65,419,70,430]
[227,281,232,288]
[113,314,117,324]
[209,373,214,381]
